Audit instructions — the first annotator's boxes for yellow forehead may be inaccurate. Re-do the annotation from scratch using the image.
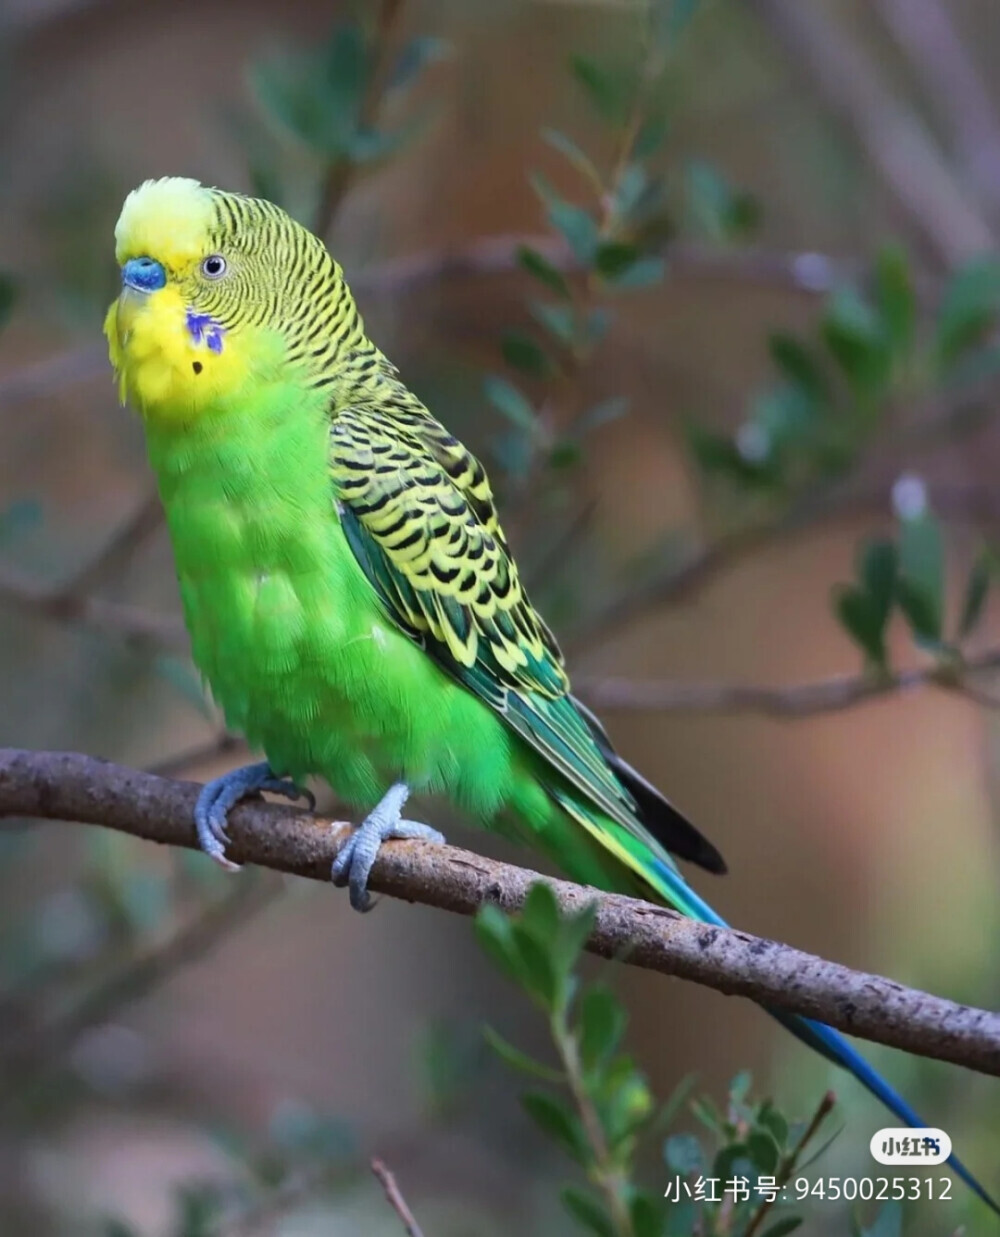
[114,177,217,269]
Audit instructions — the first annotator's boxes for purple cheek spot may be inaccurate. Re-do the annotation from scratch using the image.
[186,309,226,355]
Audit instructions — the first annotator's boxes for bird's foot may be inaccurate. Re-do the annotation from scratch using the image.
[331,782,444,912]
[195,760,316,871]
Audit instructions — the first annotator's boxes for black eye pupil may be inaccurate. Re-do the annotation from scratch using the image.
[204,257,224,276]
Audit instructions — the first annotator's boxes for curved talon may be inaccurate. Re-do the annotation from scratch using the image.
[332,783,445,911]
[194,761,314,870]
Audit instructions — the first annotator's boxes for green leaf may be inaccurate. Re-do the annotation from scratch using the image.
[484,375,537,432]
[599,1055,653,1147]
[322,23,370,119]
[834,539,898,666]
[578,986,627,1072]
[518,246,571,299]
[833,586,890,667]
[712,1142,754,1185]
[349,120,424,163]
[686,159,760,240]
[634,115,669,159]
[522,1091,589,1164]
[728,1069,752,1105]
[510,921,560,1008]
[575,397,630,436]
[897,511,944,643]
[521,881,562,941]
[387,35,449,92]
[936,257,1000,368]
[756,1102,789,1151]
[959,551,991,638]
[665,1201,698,1237]
[608,257,665,290]
[629,1191,664,1237]
[502,330,552,378]
[549,440,584,470]
[685,421,780,489]
[569,55,630,124]
[0,498,42,544]
[746,1129,780,1174]
[252,24,369,157]
[584,307,613,345]
[542,128,601,186]
[822,286,890,397]
[875,244,915,356]
[768,333,829,405]
[859,1201,902,1237]
[595,241,641,280]
[658,1072,698,1130]
[561,1187,615,1237]
[0,273,16,329]
[661,0,701,40]
[531,301,576,343]
[474,903,519,981]
[664,1132,705,1174]
[104,1221,141,1237]
[552,900,597,977]
[482,1025,563,1082]
[760,1219,803,1237]
[532,175,599,264]
[859,539,898,615]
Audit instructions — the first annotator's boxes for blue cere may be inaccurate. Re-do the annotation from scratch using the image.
[122,256,166,292]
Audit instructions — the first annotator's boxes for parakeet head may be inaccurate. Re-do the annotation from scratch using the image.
[105,177,351,420]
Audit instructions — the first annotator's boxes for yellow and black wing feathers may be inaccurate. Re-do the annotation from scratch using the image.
[330,395,725,875]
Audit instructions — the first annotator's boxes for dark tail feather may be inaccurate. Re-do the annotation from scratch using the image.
[572,695,727,874]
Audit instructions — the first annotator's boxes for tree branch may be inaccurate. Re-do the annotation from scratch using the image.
[371,1159,426,1237]
[747,0,996,265]
[575,647,1000,717]
[876,0,1000,221]
[1,749,998,1076]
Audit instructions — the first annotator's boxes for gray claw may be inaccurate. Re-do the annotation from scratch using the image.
[332,783,444,911]
[195,761,314,870]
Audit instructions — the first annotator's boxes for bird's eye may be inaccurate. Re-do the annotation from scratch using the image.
[201,255,227,279]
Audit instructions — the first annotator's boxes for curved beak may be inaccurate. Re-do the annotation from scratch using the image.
[116,257,166,340]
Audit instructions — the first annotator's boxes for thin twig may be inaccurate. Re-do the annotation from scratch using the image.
[747,0,995,265]
[0,872,282,1109]
[555,1012,634,1236]
[371,1159,426,1237]
[876,0,1000,221]
[575,647,1000,717]
[0,566,186,645]
[743,1090,837,1237]
[0,491,183,646]
[59,491,163,599]
[1,750,998,1075]
[350,234,861,300]
[0,343,107,406]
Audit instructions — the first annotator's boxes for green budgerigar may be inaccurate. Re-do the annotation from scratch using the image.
[106,178,996,1213]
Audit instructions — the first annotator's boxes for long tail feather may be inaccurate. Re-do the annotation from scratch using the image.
[647,858,1000,1218]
